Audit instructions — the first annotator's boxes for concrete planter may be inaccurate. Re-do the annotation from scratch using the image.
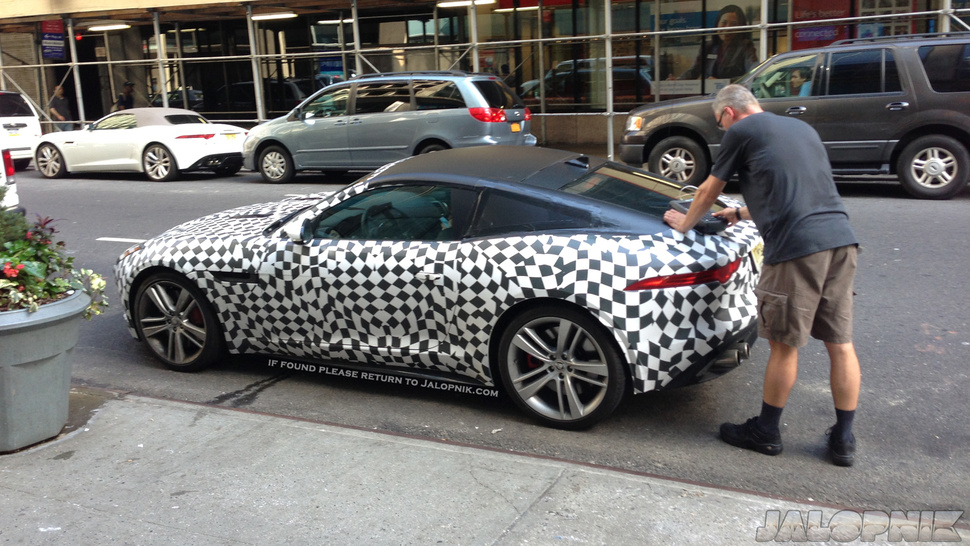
[0,290,89,452]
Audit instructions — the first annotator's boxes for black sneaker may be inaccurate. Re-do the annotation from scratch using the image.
[827,426,855,467]
[719,417,783,455]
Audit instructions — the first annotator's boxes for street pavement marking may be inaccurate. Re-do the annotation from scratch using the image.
[97,237,146,243]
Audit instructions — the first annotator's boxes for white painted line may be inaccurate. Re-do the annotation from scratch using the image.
[97,237,146,243]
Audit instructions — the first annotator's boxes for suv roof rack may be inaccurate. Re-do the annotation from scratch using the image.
[831,31,970,46]
[354,71,472,79]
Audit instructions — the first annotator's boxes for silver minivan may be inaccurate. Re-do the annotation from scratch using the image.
[243,71,536,183]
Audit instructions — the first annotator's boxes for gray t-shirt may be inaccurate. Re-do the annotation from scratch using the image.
[711,111,858,264]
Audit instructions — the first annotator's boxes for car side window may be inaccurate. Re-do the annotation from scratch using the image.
[471,190,592,237]
[918,44,970,93]
[751,54,821,99]
[302,86,350,119]
[92,114,137,130]
[414,80,466,110]
[827,49,900,95]
[353,82,413,114]
[310,185,476,241]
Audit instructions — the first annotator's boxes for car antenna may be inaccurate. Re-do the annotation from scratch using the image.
[566,155,590,169]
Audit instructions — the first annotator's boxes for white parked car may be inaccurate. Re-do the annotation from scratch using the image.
[0,91,42,171]
[35,108,246,181]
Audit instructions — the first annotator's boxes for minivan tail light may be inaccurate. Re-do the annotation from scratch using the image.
[524,107,532,121]
[2,149,13,178]
[624,258,742,291]
[176,134,216,140]
[468,107,507,123]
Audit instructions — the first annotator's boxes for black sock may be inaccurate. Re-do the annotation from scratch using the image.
[834,408,856,440]
[756,401,784,435]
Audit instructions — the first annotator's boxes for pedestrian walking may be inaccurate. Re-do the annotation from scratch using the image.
[664,84,862,467]
[49,85,74,131]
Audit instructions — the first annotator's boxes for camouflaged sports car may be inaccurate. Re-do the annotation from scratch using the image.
[114,146,763,429]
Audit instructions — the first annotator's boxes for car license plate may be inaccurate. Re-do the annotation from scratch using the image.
[510,122,521,133]
[751,242,764,271]
[225,134,236,140]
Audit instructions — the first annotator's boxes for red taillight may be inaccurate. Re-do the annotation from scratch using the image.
[524,107,532,121]
[468,107,507,123]
[2,150,13,177]
[176,134,215,140]
[624,258,742,291]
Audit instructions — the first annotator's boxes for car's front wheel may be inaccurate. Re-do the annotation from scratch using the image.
[897,135,970,200]
[36,144,67,178]
[498,305,627,430]
[143,144,179,182]
[648,136,709,187]
[133,273,223,372]
[258,145,295,184]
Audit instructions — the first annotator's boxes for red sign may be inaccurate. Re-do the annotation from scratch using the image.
[791,0,850,49]
[42,20,64,34]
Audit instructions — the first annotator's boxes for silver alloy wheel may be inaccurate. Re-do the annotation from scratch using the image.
[505,316,611,422]
[137,280,209,365]
[144,144,174,181]
[657,147,696,182]
[261,150,288,180]
[909,146,957,189]
[36,144,64,178]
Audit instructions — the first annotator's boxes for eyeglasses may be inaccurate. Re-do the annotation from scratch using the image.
[716,108,726,130]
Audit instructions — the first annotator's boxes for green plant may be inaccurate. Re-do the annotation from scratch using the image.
[1,213,107,319]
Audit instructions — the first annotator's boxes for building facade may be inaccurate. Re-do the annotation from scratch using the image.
[1,0,968,158]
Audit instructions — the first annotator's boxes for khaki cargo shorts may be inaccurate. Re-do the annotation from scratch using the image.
[755,245,857,347]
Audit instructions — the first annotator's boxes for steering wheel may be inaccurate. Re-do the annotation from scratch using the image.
[360,203,406,239]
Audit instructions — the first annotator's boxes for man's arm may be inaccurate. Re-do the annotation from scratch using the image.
[663,173,727,233]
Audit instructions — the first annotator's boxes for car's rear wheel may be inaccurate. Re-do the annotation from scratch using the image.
[417,143,448,155]
[143,144,179,182]
[498,305,627,430]
[897,135,970,200]
[36,144,67,179]
[258,145,295,184]
[133,273,223,372]
[648,136,709,187]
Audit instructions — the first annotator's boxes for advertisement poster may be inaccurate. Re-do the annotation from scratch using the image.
[791,0,850,49]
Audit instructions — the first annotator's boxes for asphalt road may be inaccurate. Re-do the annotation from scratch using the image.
[14,166,970,515]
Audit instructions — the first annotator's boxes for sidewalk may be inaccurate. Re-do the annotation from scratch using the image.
[0,387,965,545]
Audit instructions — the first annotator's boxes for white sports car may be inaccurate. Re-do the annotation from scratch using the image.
[115,146,763,429]
[35,108,246,181]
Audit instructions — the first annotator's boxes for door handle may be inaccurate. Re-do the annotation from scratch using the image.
[886,102,909,111]
[348,118,362,125]
[785,106,807,116]
[416,272,442,282]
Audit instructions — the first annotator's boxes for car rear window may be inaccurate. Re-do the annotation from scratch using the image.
[472,80,525,109]
[560,164,724,218]
[164,114,209,125]
[0,94,33,117]
[918,43,970,93]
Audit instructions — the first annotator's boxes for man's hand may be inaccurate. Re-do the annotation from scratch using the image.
[663,209,689,233]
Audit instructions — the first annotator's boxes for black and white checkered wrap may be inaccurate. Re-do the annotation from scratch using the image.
[115,189,762,394]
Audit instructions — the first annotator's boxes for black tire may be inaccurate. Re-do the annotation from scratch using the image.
[213,164,242,176]
[258,145,295,184]
[498,305,627,430]
[35,144,67,179]
[143,143,179,181]
[13,158,31,171]
[896,135,970,200]
[417,143,448,155]
[647,136,709,187]
[133,273,224,372]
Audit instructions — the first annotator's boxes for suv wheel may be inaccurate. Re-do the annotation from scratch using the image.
[897,135,970,200]
[648,136,708,187]
[258,145,295,184]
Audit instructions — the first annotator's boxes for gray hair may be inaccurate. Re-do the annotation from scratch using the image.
[713,84,759,117]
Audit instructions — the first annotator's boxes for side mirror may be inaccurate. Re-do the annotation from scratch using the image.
[284,218,313,243]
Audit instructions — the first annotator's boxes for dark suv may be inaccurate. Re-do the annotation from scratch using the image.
[620,33,970,199]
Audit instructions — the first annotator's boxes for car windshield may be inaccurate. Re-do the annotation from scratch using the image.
[560,164,725,217]
[0,94,33,117]
[472,80,525,109]
[164,114,210,125]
